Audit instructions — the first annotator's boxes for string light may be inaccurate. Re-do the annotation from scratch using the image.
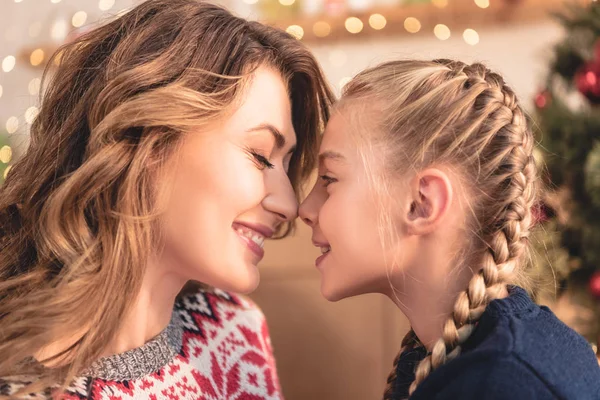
[6,117,19,134]
[243,0,258,3]
[432,0,448,8]
[2,56,16,73]
[51,19,68,41]
[51,0,62,3]
[29,22,42,38]
[30,49,44,67]
[3,166,11,180]
[0,85,3,99]
[286,25,304,40]
[313,21,331,37]
[463,29,480,45]
[72,11,88,27]
[0,146,12,164]
[434,24,451,40]
[369,14,387,30]
[28,78,41,95]
[25,107,39,124]
[345,17,363,34]
[339,77,351,90]
[404,17,421,33]
[14,0,23,3]
[99,0,115,11]
[279,0,295,5]
[474,0,490,8]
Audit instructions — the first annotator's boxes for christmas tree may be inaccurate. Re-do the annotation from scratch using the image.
[534,1,600,352]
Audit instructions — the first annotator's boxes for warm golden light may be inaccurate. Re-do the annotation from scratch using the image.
[6,117,19,134]
[404,17,421,33]
[4,166,12,180]
[313,21,331,37]
[286,25,304,40]
[474,0,490,8]
[432,0,448,8]
[434,24,451,40]
[345,17,364,34]
[25,107,39,124]
[279,0,295,5]
[30,49,44,66]
[28,78,41,95]
[2,56,16,73]
[0,146,12,164]
[99,0,115,11]
[369,14,387,30]
[51,19,68,41]
[463,29,480,45]
[243,0,259,4]
[0,85,3,99]
[72,11,88,27]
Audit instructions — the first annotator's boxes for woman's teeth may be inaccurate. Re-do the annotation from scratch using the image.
[321,246,331,254]
[236,228,265,248]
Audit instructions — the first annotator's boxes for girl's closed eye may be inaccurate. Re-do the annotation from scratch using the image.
[319,174,337,187]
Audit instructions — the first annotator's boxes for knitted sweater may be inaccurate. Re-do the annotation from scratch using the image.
[1,289,283,399]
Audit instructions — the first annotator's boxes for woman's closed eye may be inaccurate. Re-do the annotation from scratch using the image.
[248,148,275,170]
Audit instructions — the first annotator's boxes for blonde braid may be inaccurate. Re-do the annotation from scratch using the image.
[408,62,537,396]
[383,329,419,400]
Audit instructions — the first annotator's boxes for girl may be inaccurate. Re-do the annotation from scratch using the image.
[299,59,600,399]
[0,0,332,398]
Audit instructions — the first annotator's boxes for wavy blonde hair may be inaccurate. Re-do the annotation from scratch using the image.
[341,59,537,399]
[0,0,333,395]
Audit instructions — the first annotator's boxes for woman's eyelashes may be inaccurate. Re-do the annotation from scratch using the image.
[247,147,275,170]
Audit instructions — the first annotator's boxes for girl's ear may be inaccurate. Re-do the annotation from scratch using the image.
[403,168,453,236]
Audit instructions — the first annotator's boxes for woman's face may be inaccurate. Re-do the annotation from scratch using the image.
[162,67,298,294]
[299,111,407,301]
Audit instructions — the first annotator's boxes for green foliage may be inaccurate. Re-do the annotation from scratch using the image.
[537,1,600,282]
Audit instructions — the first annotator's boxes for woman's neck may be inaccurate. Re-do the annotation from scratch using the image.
[102,256,187,356]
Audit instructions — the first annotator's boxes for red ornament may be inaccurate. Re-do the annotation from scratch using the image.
[535,90,551,109]
[576,61,600,105]
[589,271,600,298]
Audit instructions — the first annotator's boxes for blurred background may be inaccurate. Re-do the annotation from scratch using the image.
[1,0,600,399]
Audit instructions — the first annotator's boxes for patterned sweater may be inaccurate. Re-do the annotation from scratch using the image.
[1,289,283,399]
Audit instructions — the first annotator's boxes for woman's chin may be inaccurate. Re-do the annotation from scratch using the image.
[215,262,261,294]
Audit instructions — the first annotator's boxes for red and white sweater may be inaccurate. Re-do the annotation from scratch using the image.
[1,289,283,399]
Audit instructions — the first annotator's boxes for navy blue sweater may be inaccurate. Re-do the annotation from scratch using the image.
[394,287,600,400]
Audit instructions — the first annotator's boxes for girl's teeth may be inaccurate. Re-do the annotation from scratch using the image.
[320,246,331,254]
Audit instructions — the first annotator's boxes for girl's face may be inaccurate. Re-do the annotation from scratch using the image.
[161,67,298,294]
[299,111,411,301]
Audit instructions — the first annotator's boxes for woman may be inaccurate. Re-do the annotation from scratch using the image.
[0,0,333,398]
[299,59,600,399]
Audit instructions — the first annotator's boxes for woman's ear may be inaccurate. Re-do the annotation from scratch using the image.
[404,168,453,236]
